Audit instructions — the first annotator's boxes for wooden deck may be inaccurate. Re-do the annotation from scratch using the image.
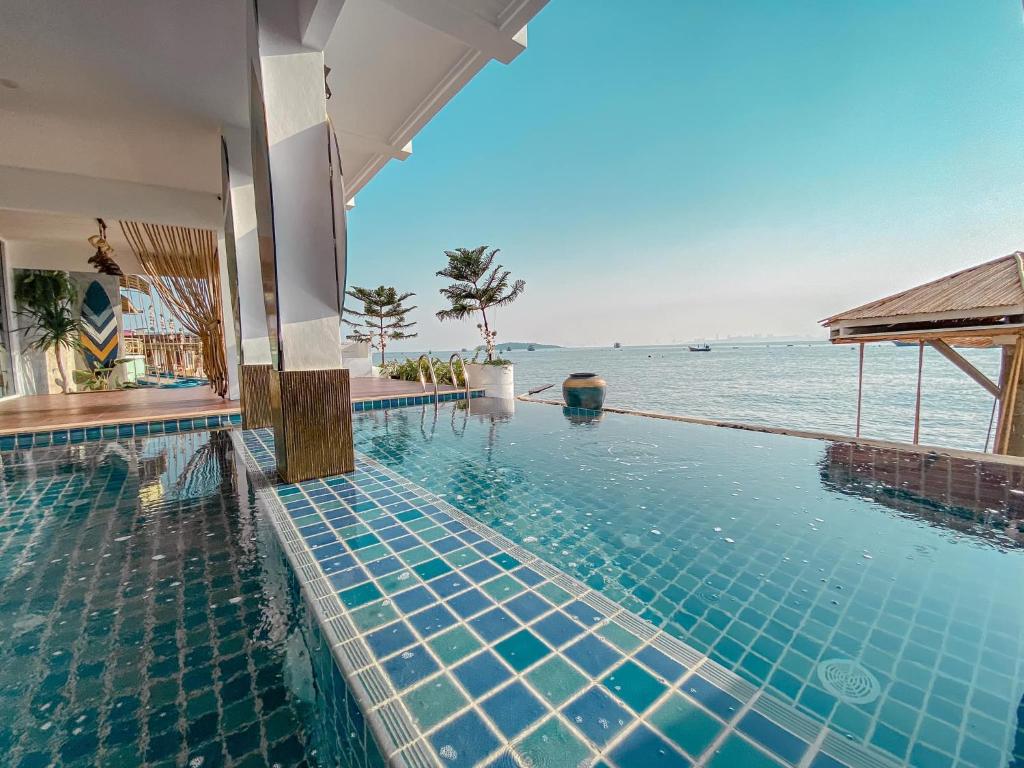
[0,378,472,434]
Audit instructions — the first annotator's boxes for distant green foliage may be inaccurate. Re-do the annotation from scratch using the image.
[436,246,525,362]
[380,357,465,386]
[343,285,417,366]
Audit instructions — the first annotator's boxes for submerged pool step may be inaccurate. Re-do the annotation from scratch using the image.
[232,427,903,768]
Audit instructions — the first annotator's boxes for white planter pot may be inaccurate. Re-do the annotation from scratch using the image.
[464,362,514,399]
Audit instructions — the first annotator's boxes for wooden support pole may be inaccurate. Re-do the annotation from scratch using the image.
[913,341,924,445]
[997,337,1024,454]
[855,342,865,438]
[927,339,1000,397]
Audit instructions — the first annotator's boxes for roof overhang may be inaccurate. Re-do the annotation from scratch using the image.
[0,0,548,262]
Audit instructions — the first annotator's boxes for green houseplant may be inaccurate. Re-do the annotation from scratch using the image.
[436,246,524,397]
[14,270,82,394]
[435,246,525,362]
[343,285,418,366]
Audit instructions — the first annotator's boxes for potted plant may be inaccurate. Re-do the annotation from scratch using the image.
[14,270,82,394]
[342,285,418,367]
[436,246,524,397]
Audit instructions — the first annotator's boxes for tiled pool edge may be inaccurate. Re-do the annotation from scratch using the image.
[0,390,482,450]
[231,428,902,768]
[0,412,242,449]
[521,396,1024,468]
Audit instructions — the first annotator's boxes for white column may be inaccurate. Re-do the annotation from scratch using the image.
[223,124,273,367]
[250,6,346,372]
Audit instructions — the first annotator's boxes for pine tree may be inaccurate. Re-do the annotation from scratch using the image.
[435,246,525,362]
[343,285,417,366]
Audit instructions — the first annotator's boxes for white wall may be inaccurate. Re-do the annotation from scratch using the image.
[4,239,143,274]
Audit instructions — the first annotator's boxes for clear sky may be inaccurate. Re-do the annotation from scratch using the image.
[347,0,1024,351]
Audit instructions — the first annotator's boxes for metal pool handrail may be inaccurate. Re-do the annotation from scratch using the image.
[448,353,470,396]
[416,354,439,400]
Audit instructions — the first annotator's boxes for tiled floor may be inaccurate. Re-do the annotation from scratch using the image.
[0,378,473,435]
[235,428,900,768]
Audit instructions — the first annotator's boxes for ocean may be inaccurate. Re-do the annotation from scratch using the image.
[389,342,1004,453]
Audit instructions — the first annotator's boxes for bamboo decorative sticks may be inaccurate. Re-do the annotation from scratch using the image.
[119,220,229,398]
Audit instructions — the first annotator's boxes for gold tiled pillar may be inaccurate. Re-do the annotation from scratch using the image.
[239,364,274,429]
[270,368,354,482]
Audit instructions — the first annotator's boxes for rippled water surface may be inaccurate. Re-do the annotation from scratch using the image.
[354,398,1024,767]
[0,432,342,768]
[400,343,1003,452]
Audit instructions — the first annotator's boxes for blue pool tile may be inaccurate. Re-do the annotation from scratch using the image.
[491,553,520,570]
[319,553,357,574]
[533,611,586,647]
[512,566,544,586]
[463,560,501,583]
[382,645,438,691]
[432,535,464,554]
[447,588,493,619]
[367,555,404,577]
[328,566,369,591]
[738,710,807,764]
[366,621,417,659]
[505,592,549,622]
[475,541,500,556]
[393,587,435,614]
[564,634,621,676]
[636,646,687,682]
[306,531,338,548]
[429,571,471,598]
[460,530,484,545]
[430,710,500,767]
[312,542,346,562]
[564,600,605,627]
[481,681,546,738]
[413,558,453,582]
[388,534,419,551]
[453,651,511,697]
[408,604,457,638]
[563,687,632,747]
[683,675,743,721]
[345,532,380,550]
[610,723,691,768]
[470,607,518,642]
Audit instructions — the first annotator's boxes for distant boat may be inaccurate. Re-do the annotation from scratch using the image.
[613,342,622,349]
[892,341,917,347]
[688,344,711,352]
[527,344,536,351]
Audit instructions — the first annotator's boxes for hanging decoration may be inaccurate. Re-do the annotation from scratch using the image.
[87,218,123,276]
[119,220,229,398]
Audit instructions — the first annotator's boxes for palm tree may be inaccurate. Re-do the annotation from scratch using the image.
[343,285,417,366]
[14,270,82,394]
[435,246,525,362]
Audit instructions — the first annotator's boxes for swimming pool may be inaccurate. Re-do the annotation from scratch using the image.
[0,430,377,768]
[352,398,1024,768]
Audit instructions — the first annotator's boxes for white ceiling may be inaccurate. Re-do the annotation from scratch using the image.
[0,0,548,241]
[0,210,132,250]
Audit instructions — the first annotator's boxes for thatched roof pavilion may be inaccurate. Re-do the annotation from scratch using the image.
[822,252,1024,455]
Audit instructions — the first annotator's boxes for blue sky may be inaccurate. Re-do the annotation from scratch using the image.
[348,0,1024,350]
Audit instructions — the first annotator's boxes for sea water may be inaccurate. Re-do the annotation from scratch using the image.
[395,342,1004,453]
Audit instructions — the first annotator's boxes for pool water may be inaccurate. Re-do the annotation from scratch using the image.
[353,399,1024,768]
[0,431,363,768]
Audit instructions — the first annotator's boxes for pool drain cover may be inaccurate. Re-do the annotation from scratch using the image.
[816,659,880,704]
